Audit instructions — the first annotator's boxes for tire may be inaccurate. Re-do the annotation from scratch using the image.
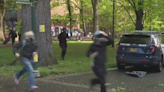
[155,58,163,72]
[117,63,125,70]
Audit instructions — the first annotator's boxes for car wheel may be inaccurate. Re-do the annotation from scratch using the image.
[117,63,125,70]
[155,58,163,72]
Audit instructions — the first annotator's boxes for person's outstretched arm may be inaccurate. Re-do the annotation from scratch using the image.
[87,44,98,58]
[9,31,11,36]
[13,41,23,55]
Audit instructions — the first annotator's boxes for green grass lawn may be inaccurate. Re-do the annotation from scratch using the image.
[0,41,117,77]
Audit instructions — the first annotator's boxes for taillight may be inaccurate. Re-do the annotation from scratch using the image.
[141,61,148,63]
[120,60,125,62]
[117,44,120,50]
[150,45,157,52]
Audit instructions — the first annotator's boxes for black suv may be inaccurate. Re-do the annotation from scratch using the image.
[116,31,164,72]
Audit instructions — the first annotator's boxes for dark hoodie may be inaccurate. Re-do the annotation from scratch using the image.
[13,39,38,59]
[87,34,114,67]
[58,30,69,44]
[9,30,17,38]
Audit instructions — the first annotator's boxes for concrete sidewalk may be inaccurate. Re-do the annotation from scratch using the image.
[1,67,164,92]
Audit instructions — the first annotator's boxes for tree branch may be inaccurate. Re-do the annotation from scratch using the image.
[127,0,135,9]
[131,0,136,9]
[142,11,147,25]
[116,1,136,25]
[70,1,81,9]
[91,0,94,11]
[2,0,6,17]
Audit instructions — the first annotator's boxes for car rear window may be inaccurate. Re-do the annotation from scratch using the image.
[120,35,151,44]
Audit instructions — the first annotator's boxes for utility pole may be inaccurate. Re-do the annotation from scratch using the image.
[31,0,40,77]
[16,0,40,77]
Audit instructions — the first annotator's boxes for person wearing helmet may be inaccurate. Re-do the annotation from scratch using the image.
[87,31,114,92]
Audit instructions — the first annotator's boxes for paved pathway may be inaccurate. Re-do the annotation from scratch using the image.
[1,67,164,92]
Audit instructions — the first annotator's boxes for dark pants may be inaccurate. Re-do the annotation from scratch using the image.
[59,43,67,60]
[91,65,106,92]
[11,37,16,46]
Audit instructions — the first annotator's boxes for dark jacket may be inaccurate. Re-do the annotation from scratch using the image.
[58,32,69,44]
[13,40,38,59]
[87,36,114,67]
[9,30,17,38]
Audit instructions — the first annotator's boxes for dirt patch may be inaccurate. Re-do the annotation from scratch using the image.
[0,42,18,48]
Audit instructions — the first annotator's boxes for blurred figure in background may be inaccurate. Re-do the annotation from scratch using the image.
[9,27,17,46]
[58,27,69,60]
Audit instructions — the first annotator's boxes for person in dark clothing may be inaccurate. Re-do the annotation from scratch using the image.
[87,31,114,92]
[13,31,38,90]
[58,27,69,60]
[9,27,17,46]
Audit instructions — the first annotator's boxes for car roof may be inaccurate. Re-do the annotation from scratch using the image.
[124,33,152,36]
[124,31,161,36]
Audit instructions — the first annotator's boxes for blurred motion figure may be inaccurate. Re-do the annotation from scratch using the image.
[87,31,114,92]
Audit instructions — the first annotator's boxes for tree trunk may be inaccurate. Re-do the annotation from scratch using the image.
[135,11,143,30]
[21,5,32,40]
[0,0,6,41]
[92,0,99,32]
[112,0,115,47]
[35,0,57,66]
[0,7,6,41]
[0,15,4,41]
[91,0,94,32]
[80,0,86,36]
[135,1,144,30]
[67,0,72,36]
[3,18,5,39]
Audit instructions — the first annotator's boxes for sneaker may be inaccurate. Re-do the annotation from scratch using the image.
[14,74,19,84]
[31,86,38,90]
